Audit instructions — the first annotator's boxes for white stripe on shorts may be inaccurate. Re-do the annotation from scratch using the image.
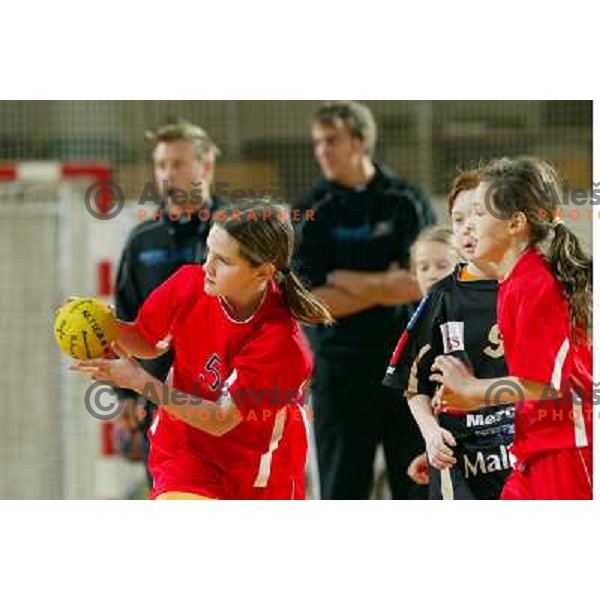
[253,407,287,488]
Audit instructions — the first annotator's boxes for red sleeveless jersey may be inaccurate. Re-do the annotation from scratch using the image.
[133,265,312,499]
[497,248,592,462]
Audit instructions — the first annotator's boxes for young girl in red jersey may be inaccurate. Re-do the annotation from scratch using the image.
[71,200,333,500]
[431,157,593,500]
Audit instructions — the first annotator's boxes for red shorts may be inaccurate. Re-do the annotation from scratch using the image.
[246,477,305,500]
[501,447,593,500]
[148,453,306,500]
[149,476,305,500]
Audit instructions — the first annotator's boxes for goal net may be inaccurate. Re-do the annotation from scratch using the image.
[0,163,146,499]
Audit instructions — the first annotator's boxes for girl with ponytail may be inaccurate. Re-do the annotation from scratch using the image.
[216,200,334,326]
[429,157,593,500]
[71,199,332,500]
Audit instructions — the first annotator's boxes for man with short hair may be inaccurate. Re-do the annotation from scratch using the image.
[113,119,225,481]
[295,101,435,499]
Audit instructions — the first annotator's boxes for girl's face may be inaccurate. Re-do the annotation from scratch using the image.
[414,241,456,294]
[203,225,271,300]
[469,183,513,263]
[451,189,478,260]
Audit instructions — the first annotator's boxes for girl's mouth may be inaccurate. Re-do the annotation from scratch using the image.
[463,238,477,252]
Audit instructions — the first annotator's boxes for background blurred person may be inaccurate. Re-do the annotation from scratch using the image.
[112,119,225,487]
[294,101,435,499]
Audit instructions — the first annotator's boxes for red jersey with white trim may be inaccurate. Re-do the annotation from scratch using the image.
[133,265,312,499]
[497,248,592,461]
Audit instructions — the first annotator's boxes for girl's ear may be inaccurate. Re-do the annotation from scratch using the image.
[255,262,276,282]
[508,211,528,237]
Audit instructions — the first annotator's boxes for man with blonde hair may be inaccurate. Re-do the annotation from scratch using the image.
[112,119,226,481]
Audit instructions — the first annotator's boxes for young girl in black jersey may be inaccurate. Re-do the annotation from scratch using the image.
[405,226,458,485]
[384,171,514,500]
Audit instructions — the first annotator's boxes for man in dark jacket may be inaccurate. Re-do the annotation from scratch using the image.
[113,119,225,481]
[294,102,436,499]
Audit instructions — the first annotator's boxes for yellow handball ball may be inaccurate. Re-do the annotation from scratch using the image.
[54,297,118,360]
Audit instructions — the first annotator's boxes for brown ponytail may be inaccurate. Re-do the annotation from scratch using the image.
[278,270,334,325]
[215,200,334,326]
[548,221,592,336]
[480,156,592,336]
